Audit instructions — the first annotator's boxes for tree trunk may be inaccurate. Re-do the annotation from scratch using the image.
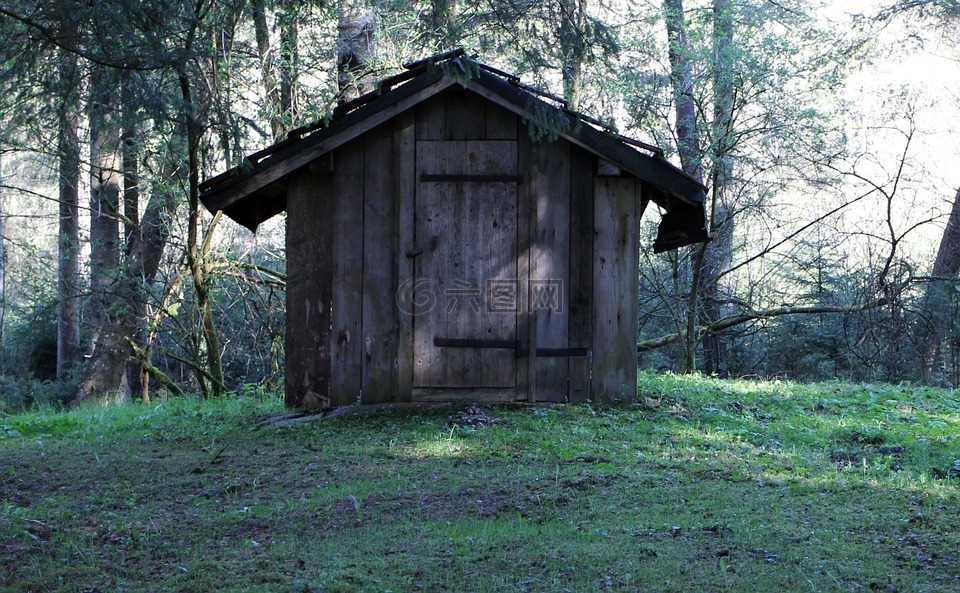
[919,186,960,382]
[78,183,177,404]
[277,0,299,132]
[77,70,174,405]
[251,0,284,141]
[0,139,5,364]
[81,133,186,402]
[56,50,82,380]
[121,86,140,246]
[431,0,458,49]
[87,69,122,355]
[251,0,299,139]
[121,77,145,399]
[700,203,732,375]
[664,0,702,182]
[663,0,705,372]
[700,0,736,375]
[180,71,225,398]
[559,0,587,111]
[337,0,375,103]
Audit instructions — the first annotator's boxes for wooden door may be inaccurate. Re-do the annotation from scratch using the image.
[413,140,519,389]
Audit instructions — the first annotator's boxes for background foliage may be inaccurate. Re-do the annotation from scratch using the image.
[0,0,959,409]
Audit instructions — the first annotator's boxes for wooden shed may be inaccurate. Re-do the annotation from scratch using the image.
[201,52,708,409]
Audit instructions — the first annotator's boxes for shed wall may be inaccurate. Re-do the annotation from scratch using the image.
[286,118,414,408]
[285,88,649,408]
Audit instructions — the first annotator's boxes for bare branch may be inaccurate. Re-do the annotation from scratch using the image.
[638,297,890,353]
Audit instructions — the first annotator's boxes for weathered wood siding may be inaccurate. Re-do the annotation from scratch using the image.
[529,138,571,403]
[286,86,650,406]
[592,178,641,401]
[394,111,417,401]
[285,169,333,408]
[328,117,420,406]
[568,147,595,403]
[293,120,411,407]
[520,134,597,403]
[361,123,401,404]
[516,124,534,400]
[329,137,365,406]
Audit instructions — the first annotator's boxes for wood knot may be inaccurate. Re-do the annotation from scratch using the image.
[337,329,351,349]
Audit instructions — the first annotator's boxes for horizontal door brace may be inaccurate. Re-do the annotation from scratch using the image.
[433,338,590,359]
[517,347,590,358]
[434,337,520,350]
[420,174,523,183]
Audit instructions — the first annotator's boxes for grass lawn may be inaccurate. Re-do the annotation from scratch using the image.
[1,372,959,592]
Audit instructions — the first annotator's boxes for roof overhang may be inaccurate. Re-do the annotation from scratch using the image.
[200,56,709,250]
[201,68,455,230]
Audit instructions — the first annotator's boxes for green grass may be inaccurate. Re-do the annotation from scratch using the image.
[1,373,959,592]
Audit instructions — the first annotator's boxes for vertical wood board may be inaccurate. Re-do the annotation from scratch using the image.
[412,141,454,387]
[395,111,417,401]
[516,130,534,401]
[361,123,400,404]
[592,178,640,402]
[475,140,519,387]
[330,139,365,406]
[568,147,595,403]
[284,169,333,408]
[530,138,571,403]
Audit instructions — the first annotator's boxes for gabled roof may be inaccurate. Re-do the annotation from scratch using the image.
[200,51,709,251]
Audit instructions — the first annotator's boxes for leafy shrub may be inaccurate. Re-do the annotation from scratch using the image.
[0,375,76,414]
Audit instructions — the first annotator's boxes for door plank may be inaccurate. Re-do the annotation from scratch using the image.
[517,130,534,401]
[476,140,518,387]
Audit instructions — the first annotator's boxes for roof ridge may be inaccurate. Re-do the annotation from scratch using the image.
[200,53,690,203]
[401,48,465,70]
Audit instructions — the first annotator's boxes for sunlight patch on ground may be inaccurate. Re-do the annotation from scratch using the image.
[400,434,471,459]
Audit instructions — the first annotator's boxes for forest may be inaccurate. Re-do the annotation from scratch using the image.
[0,0,959,409]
